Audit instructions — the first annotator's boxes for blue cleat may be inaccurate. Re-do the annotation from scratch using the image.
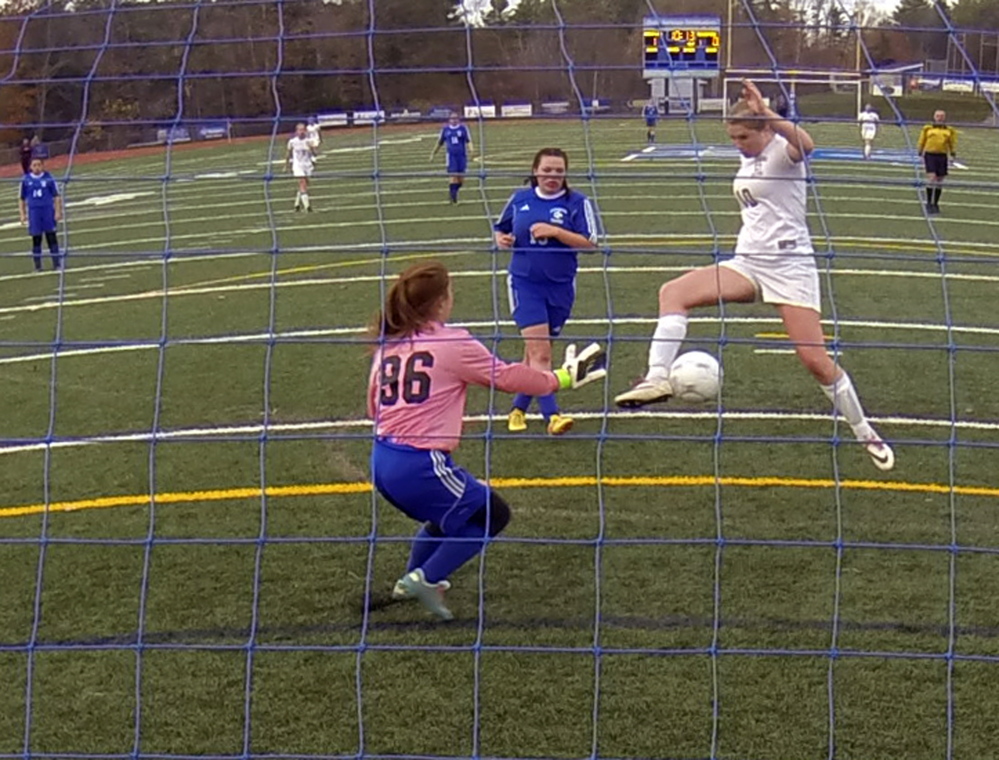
[393,569,454,620]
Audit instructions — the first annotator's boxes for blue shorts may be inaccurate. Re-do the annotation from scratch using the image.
[371,438,489,533]
[28,208,56,237]
[645,118,657,128]
[446,152,467,175]
[507,275,575,336]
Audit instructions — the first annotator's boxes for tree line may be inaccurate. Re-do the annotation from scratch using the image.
[0,0,994,150]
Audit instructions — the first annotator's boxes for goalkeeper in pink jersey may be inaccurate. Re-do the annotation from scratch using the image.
[367,261,606,620]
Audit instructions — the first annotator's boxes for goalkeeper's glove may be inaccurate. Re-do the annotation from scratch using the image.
[554,342,607,390]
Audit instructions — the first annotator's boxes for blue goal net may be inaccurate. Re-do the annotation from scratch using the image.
[1,1,999,759]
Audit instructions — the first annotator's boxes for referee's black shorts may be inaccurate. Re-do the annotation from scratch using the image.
[923,152,949,177]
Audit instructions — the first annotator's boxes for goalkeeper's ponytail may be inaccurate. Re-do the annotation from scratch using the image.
[372,261,451,341]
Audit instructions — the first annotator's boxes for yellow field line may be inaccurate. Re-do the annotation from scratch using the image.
[2,474,996,520]
[755,332,835,340]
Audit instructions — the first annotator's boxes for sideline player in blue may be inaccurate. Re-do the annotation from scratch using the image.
[430,110,473,204]
[494,147,600,436]
[643,99,659,144]
[19,157,62,271]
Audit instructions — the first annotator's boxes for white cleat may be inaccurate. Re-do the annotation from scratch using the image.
[392,575,450,600]
[614,377,673,409]
[864,436,895,471]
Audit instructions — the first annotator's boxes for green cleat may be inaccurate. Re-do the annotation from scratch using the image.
[394,569,454,620]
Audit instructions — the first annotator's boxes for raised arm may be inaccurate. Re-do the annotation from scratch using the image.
[455,338,560,396]
[454,333,605,394]
[743,80,814,162]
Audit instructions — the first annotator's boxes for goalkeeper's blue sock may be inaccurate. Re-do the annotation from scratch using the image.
[406,523,444,574]
[421,494,510,584]
[421,523,487,584]
[512,393,531,412]
[538,393,559,420]
[449,182,459,202]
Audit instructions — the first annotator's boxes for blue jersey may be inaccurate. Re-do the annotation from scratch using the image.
[643,104,658,123]
[494,187,598,284]
[21,171,59,210]
[439,124,471,154]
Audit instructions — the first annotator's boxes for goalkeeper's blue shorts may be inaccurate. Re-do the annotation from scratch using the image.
[371,437,489,532]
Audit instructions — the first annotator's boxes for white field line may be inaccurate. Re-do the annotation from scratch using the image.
[3,176,997,249]
[1,310,996,368]
[3,262,999,320]
[16,205,999,254]
[0,252,259,285]
[0,409,993,457]
[45,210,999,256]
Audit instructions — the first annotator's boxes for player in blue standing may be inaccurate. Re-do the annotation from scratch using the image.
[430,111,473,204]
[19,157,62,271]
[643,99,659,144]
[494,147,600,435]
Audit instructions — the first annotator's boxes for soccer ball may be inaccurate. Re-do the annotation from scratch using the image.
[669,351,722,403]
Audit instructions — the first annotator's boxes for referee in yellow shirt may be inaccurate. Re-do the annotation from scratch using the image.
[917,109,957,215]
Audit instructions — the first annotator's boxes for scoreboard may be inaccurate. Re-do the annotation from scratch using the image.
[643,15,721,78]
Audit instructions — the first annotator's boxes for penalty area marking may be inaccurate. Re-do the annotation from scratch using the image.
[2,473,999,521]
[1,409,996,458]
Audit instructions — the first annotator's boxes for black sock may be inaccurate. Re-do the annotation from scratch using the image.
[933,187,942,206]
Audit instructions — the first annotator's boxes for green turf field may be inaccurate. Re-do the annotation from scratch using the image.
[1,114,999,759]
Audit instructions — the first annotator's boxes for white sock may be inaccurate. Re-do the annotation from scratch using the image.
[295,191,301,207]
[821,371,874,440]
[647,314,688,382]
[302,193,310,210]
[864,143,871,158]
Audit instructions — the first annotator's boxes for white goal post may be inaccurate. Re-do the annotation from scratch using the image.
[722,68,864,117]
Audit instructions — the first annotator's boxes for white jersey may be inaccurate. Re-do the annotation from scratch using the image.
[732,133,811,261]
[287,136,314,169]
[858,110,879,138]
[306,124,321,146]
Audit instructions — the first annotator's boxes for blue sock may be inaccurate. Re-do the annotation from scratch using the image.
[512,393,531,412]
[421,522,488,584]
[538,393,559,420]
[406,523,444,573]
[449,182,459,201]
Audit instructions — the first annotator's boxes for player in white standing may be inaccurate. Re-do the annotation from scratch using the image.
[306,117,322,159]
[614,80,894,471]
[285,123,316,212]
[858,103,880,160]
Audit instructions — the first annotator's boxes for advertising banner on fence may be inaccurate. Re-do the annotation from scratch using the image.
[317,112,349,128]
[464,103,497,118]
[156,126,191,144]
[501,102,533,118]
[942,78,974,93]
[353,109,386,125]
[198,123,229,140]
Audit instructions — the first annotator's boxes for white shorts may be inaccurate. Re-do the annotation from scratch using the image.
[292,162,313,178]
[720,253,821,312]
[307,136,321,149]
[861,126,877,140]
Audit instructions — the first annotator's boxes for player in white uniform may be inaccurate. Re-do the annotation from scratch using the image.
[285,123,316,212]
[615,80,894,471]
[306,118,322,155]
[858,104,880,159]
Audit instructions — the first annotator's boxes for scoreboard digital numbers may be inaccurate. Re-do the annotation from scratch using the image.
[643,15,721,77]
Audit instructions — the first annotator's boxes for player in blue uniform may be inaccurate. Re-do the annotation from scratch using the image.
[494,147,601,435]
[643,99,659,143]
[19,158,62,271]
[430,111,473,204]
